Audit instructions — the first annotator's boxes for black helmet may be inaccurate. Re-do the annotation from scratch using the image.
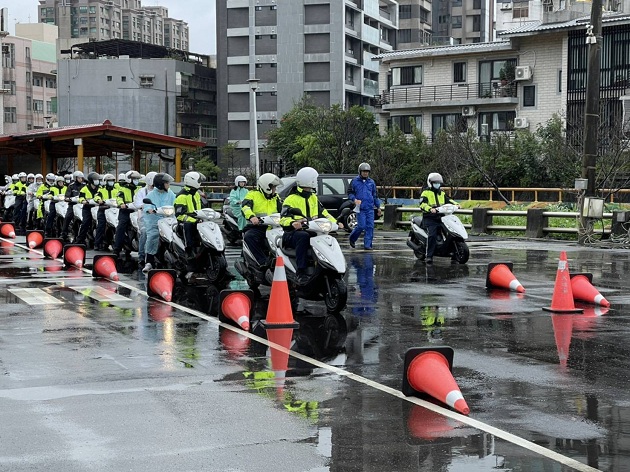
[87,172,101,185]
[154,173,173,191]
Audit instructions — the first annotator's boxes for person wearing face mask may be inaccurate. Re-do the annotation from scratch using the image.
[75,172,101,246]
[94,174,117,251]
[348,162,381,250]
[112,170,141,258]
[61,170,85,241]
[174,171,204,279]
[419,172,459,264]
[134,171,157,269]
[279,167,343,285]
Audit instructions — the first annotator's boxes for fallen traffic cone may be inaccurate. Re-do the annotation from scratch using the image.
[219,289,254,331]
[486,262,524,292]
[402,346,470,415]
[220,327,251,359]
[43,238,64,259]
[26,230,44,249]
[63,244,86,269]
[0,222,16,239]
[266,327,294,399]
[146,269,176,302]
[261,256,299,329]
[92,254,119,281]
[570,273,610,307]
[551,314,574,369]
[543,251,583,313]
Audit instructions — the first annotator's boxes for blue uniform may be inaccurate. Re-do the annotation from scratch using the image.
[143,188,176,257]
[348,175,381,249]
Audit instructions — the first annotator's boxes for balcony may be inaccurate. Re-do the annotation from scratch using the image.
[363,78,378,96]
[376,82,518,108]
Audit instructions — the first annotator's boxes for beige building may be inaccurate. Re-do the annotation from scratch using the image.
[2,23,58,134]
[38,0,189,53]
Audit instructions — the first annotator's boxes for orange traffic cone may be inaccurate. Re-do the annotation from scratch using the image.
[0,222,16,239]
[571,273,610,307]
[219,289,254,331]
[551,314,574,369]
[266,327,294,399]
[63,244,86,269]
[26,230,44,249]
[147,269,176,302]
[543,251,583,313]
[402,346,470,415]
[43,238,64,259]
[261,256,299,329]
[220,327,251,359]
[486,262,524,292]
[92,254,119,281]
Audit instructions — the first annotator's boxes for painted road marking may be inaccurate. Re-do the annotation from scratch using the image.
[8,288,64,305]
[69,286,131,303]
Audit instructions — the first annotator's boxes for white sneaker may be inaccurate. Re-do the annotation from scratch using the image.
[142,263,152,273]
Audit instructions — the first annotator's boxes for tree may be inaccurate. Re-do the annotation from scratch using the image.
[186,147,221,181]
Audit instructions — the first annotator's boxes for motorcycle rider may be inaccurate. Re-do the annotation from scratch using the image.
[134,171,157,268]
[348,162,382,250]
[12,172,29,234]
[60,170,85,241]
[94,173,117,251]
[419,172,459,264]
[35,173,55,223]
[142,173,176,273]
[229,175,249,230]
[26,173,43,229]
[174,171,204,278]
[44,175,67,238]
[74,172,101,245]
[279,167,343,285]
[241,172,282,266]
[112,170,141,258]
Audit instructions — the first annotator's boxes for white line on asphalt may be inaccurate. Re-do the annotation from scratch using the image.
[69,286,131,303]
[0,236,602,472]
[8,287,64,305]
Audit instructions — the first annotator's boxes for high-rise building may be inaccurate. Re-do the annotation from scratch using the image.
[38,0,189,53]
[216,0,399,177]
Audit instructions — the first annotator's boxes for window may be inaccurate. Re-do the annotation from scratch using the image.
[391,115,422,134]
[45,77,56,88]
[32,75,43,87]
[454,62,466,83]
[400,5,412,19]
[452,15,462,28]
[107,75,112,81]
[419,8,429,23]
[513,1,529,18]
[79,6,88,13]
[432,114,467,138]
[25,47,30,59]
[46,100,54,114]
[3,81,16,94]
[452,0,462,5]
[473,0,482,8]
[522,85,535,107]
[121,76,127,82]
[399,29,412,42]
[33,100,44,113]
[140,75,154,87]
[3,43,15,68]
[558,70,562,93]
[26,96,31,111]
[478,111,516,133]
[3,107,16,123]
[472,15,481,32]
[392,66,422,86]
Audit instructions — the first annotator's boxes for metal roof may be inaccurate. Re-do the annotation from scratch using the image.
[498,12,630,36]
[373,41,515,61]
[64,38,208,63]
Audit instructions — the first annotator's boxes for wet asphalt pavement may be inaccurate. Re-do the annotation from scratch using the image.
[0,231,629,471]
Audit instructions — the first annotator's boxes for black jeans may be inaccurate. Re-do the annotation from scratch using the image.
[282,230,311,271]
[75,205,93,244]
[243,225,268,265]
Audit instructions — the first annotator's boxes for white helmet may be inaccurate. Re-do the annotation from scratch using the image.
[64,174,72,183]
[144,171,158,187]
[234,175,247,186]
[427,172,444,187]
[27,173,35,180]
[295,167,318,189]
[358,162,371,173]
[35,173,43,182]
[72,170,84,180]
[257,173,280,196]
[126,170,141,183]
[184,171,201,189]
[102,173,115,181]
[12,174,18,182]
[55,175,66,184]
[45,173,55,184]
[118,172,129,183]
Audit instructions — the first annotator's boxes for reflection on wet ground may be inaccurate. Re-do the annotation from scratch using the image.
[2,236,630,470]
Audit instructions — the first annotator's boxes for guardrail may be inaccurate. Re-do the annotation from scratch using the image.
[381,205,630,237]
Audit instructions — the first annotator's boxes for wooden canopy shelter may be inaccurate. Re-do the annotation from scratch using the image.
[0,120,205,181]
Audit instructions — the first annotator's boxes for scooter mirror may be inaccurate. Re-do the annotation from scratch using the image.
[143,198,153,205]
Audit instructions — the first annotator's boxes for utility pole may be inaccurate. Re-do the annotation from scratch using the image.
[579,0,602,244]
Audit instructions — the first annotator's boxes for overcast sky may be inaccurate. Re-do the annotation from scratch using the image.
[1,0,217,54]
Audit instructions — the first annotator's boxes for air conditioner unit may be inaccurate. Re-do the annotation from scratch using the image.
[514,65,532,81]
[501,2,512,9]
[462,105,476,117]
[514,117,529,129]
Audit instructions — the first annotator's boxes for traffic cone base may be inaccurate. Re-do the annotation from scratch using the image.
[262,256,299,329]
[147,269,176,302]
[486,262,525,292]
[26,230,44,249]
[92,254,120,281]
[543,251,583,313]
[0,222,16,239]
[570,273,610,307]
[219,289,254,331]
[63,244,86,269]
[43,238,64,259]
[402,346,470,416]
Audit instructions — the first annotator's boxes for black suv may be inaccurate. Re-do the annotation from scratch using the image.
[277,174,358,231]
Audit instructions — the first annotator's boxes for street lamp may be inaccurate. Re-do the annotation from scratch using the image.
[247,78,260,179]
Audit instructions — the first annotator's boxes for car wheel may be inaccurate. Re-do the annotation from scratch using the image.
[344,212,358,233]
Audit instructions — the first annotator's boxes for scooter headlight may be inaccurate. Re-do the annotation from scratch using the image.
[162,206,174,216]
[315,220,332,233]
[268,214,281,225]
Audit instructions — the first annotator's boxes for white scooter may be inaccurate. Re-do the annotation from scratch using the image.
[269,210,348,314]
[104,199,139,254]
[221,197,243,245]
[407,203,470,264]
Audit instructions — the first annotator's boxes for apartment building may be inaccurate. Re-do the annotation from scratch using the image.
[374,14,630,143]
[38,0,189,53]
[1,23,58,134]
[216,0,398,177]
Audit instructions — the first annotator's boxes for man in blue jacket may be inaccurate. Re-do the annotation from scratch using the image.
[348,162,382,250]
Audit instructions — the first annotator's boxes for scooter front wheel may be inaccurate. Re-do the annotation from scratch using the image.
[324,277,348,314]
[206,253,228,283]
[453,241,470,264]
